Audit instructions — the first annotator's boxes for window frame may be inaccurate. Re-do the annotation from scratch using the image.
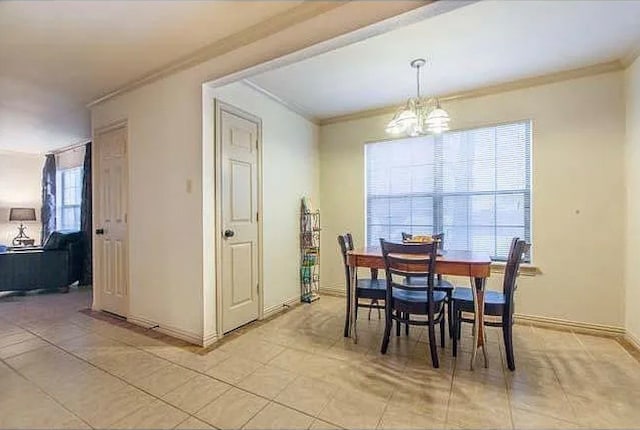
[364,120,532,262]
[56,166,83,232]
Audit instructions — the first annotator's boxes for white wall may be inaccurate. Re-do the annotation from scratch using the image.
[202,82,319,338]
[92,72,319,344]
[91,68,207,342]
[320,71,626,329]
[89,0,421,344]
[91,55,320,344]
[0,151,44,246]
[625,57,640,344]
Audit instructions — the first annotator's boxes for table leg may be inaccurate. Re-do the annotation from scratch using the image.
[470,276,488,370]
[349,262,358,343]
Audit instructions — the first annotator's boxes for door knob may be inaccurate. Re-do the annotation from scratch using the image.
[95,228,105,235]
[224,229,235,238]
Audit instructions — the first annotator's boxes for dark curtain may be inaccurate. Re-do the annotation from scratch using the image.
[41,154,56,244]
[80,142,93,286]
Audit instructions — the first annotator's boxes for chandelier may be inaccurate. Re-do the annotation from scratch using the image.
[385,58,451,137]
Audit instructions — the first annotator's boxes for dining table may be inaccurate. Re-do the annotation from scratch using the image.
[346,246,492,369]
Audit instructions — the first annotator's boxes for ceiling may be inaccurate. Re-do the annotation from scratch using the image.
[248,0,640,121]
[0,0,304,153]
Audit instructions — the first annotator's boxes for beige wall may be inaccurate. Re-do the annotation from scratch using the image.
[0,151,43,246]
[320,71,626,328]
[202,82,319,338]
[625,57,640,343]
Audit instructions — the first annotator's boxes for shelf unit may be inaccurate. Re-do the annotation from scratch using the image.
[300,205,320,303]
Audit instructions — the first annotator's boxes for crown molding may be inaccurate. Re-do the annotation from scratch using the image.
[319,59,625,126]
[49,139,90,156]
[621,45,640,69]
[242,79,320,125]
[0,148,46,157]
[87,2,344,108]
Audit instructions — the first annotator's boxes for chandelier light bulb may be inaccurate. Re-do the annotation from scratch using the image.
[385,58,450,137]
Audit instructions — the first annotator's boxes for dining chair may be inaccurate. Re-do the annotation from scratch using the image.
[338,233,386,337]
[451,238,530,371]
[401,232,455,339]
[379,239,447,368]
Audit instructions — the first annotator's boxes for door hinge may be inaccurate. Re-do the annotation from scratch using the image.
[256,283,259,293]
[256,211,259,222]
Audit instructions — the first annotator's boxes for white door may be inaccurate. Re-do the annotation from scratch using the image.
[94,125,129,317]
[218,104,260,333]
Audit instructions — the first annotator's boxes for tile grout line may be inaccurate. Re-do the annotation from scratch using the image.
[7,294,627,430]
[0,355,95,429]
[6,319,225,427]
[6,326,174,428]
[535,326,584,426]
[12,310,346,430]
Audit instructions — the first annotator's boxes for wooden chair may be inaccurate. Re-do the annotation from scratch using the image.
[338,233,386,337]
[452,238,530,371]
[380,239,446,368]
[401,232,455,339]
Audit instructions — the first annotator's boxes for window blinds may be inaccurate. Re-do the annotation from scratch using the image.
[365,120,531,261]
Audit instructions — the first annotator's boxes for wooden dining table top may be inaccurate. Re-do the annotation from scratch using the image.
[347,246,492,278]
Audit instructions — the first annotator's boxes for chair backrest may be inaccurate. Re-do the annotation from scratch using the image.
[403,232,445,281]
[337,234,353,292]
[432,233,445,249]
[380,239,438,300]
[345,232,354,251]
[503,238,530,315]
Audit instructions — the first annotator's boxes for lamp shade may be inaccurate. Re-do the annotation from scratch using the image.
[9,208,36,222]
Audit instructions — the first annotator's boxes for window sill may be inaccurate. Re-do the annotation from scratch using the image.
[491,262,541,277]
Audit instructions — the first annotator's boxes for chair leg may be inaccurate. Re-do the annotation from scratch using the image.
[343,287,351,338]
[453,304,458,357]
[405,313,410,336]
[503,317,516,371]
[377,303,382,320]
[447,293,454,338]
[354,298,358,321]
[396,311,401,336]
[428,321,440,368]
[368,299,376,320]
[381,306,392,354]
[440,311,445,348]
[457,309,462,340]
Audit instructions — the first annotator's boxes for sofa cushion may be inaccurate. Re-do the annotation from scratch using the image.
[42,231,64,251]
[43,232,64,250]
[43,231,82,250]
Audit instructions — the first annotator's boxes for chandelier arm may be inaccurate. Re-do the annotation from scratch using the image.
[416,63,421,99]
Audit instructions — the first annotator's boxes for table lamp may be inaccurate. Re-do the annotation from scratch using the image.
[9,208,36,246]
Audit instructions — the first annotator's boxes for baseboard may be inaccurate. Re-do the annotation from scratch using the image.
[320,285,345,296]
[202,331,219,348]
[319,286,624,337]
[262,295,300,319]
[515,313,625,336]
[127,315,205,346]
[624,330,640,351]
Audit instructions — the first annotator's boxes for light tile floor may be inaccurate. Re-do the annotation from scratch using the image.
[1,288,640,429]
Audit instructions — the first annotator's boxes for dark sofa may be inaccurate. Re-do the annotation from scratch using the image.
[0,232,84,293]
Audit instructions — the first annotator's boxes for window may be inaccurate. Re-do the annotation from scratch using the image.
[365,120,531,261]
[56,167,83,231]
